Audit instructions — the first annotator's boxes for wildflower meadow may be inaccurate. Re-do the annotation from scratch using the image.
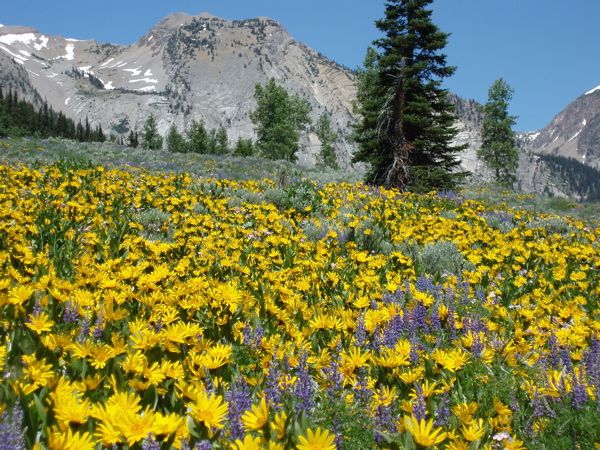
[0,157,598,449]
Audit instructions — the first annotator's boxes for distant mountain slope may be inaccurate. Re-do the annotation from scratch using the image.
[0,13,357,166]
[528,87,600,169]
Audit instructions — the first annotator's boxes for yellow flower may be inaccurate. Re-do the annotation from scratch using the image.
[296,427,337,450]
[461,418,486,442]
[188,390,228,430]
[271,411,288,441]
[231,435,265,450]
[242,397,269,431]
[48,428,96,450]
[452,402,478,424]
[403,416,447,447]
[25,311,55,334]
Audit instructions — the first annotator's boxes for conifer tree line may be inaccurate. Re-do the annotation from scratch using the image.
[538,154,600,201]
[132,80,340,169]
[0,86,106,142]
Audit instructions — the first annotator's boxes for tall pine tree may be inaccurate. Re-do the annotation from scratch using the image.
[478,78,518,187]
[353,0,467,192]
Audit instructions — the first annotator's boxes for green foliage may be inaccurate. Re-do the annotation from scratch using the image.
[166,124,187,153]
[250,78,311,162]
[185,121,230,155]
[233,137,255,157]
[479,78,518,187]
[0,85,105,142]
[132,207,174,242]
[315,114,339,169]
[127,130,139,148]
[141,114,163,150]
[417,240,470,276]
[352,1,468,192]
[538,153,600,201]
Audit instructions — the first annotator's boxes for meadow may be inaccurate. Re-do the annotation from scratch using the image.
[0,138,599,449]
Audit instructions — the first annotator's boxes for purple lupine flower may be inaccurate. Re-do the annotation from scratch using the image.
[180,440,191,450]
[0,406,26,450]
[354,367,372,406]
[560,348,573,374]
[410,304,428,333]
[532,392,556,419]
[415,276,436,294]
[76,316,91,343]
[434,393,450,427]
[195,441,212,450]
[571,380,588,410]
[32,300,43,316]
[92,317,104,341]
[141,434,160,450]
[429,306,441,333]
[265,360,283,409]
[413,384,426,421]
[374,403,395,443]
[383,315,403,348]
[370,327,383,352]
[62,302,79,324]
[226,378,252,440]
[324,354,343,401]
[332,415,344,450]
[354,314,367,348]
[242,322,253,346]
[547,333,560,369]
[253,324,264,349]
[471,334,483,358]
[294,353,315,414]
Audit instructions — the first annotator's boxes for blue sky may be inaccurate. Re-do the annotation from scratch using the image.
[1,0,599,131]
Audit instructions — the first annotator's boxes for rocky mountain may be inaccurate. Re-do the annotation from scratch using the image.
[527,86,600,170]
[1,15,599,199]
[0,14,357,166]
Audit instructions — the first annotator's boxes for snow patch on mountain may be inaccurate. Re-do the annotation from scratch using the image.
[568,129,582,142]
[53,44,75,61]
[136,85,156,92]
[100,58,114,67]
[123,67,142,76]
[33,36,48,51]
[585,84,600,95]
[0,33,37,46]
[144,69,153,77]
[103,81,114,90]
[130,78,158,84]
[0,45,28,64]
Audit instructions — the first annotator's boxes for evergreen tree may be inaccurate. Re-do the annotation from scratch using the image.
[250,78,311,162]
[84,117,91,142]
[186,120,209,153]
[478,78,518,187]
[166,124,187,153]
[141,114,163,150]
[352,0,467,192]
[233,137,254,157]
[315,114,339,169]
[214,127,229,155]
[128,130,139,148]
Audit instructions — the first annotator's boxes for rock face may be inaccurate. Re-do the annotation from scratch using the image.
[528,87,600,169]
[0,13,357,166]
